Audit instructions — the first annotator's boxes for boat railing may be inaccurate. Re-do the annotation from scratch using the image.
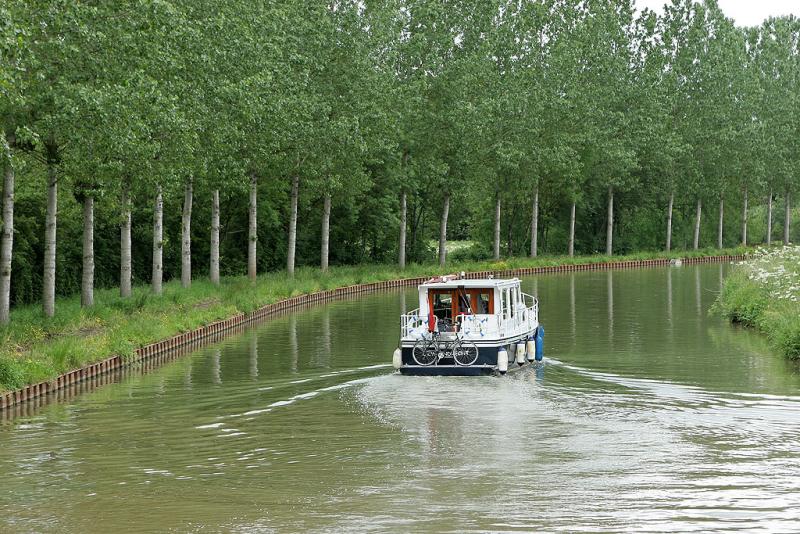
[403,311,501,339]
[403,293,538,339]
[521,293,539,322]
[498,292,538,334]
[401,309,425,338]
[457,314,499,338]
[521,292,539,315]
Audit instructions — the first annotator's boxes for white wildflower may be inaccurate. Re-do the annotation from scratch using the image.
[740,246,800,302]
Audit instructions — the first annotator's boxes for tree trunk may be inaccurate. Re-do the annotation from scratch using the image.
[43,164,58,317]
[693,198,702,250]
[399,190,407,269]
[666,190,674,252]
[248,173,257,282]
[321,192,331,272]
[507,208,514,257]
[784,190,791,246]
[0,159,14,324]
[399,150,409,269]
[530,185,538,258]
[287,174,299,276]
[152,185,163,295]
[438,192,450,267]
[741,188,748,246]
[493,192,501,260]
[568,201,576,257]
[210,189,220,285]
[767,188,773,246]
[81,196,94,307]
[120,180,132,298]
[181,177,193,288]
[717,196,724,249]
[606,185,614,256]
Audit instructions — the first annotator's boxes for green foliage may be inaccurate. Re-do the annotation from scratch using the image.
[714,248,800,359]
[1,1,798,302]
[712,269,769,326]
[0,356,24,390]
[763,303,800,360]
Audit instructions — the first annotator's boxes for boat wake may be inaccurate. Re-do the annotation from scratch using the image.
[346,359,800,532]
[193,364,394,429]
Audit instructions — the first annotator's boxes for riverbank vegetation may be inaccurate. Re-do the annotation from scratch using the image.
[1,1,798,327]
[0,248,745,392]
[714,247,800,359]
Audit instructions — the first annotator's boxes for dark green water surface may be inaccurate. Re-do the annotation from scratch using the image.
[2,264,800,532]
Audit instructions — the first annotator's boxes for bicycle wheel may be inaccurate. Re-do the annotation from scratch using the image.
[453,340,479,366]
[412,339,438,366]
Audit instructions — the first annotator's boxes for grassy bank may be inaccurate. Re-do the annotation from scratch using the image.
[0,247,747,393]
[713,246,800,359]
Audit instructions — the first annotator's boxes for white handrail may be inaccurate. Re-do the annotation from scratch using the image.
[497,292,538,335]
[401,308,424,338]
[402,294,538,340]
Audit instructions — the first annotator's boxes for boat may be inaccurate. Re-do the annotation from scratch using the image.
[392,273,544,376]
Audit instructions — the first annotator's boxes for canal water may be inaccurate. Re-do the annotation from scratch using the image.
[2,264,800,532]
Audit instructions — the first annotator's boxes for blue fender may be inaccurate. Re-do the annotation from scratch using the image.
[535,325,545,361]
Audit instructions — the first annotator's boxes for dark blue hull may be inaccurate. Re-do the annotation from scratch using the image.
[397,325,544,376]
[399,345,506,367]
[399,361,534,376]
[399,366,494,376]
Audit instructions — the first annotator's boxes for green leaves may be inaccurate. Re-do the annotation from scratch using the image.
[2,0,799,287]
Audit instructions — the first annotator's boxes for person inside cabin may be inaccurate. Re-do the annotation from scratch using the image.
[476,291,490,314]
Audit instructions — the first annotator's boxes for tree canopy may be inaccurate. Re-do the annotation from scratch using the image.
[0,0,798,314]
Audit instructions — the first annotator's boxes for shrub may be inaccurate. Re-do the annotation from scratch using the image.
[715,246,800,359]
[765,305,800,360]
[712,270,769,326]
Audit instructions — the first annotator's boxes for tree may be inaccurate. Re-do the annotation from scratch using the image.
[3,0,800,324]
[0,3,25,323]
[0,136,14,322]
[755,17,800,246]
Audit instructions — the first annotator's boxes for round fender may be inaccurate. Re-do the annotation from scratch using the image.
[535,326,545,362]
[497,349,508,374]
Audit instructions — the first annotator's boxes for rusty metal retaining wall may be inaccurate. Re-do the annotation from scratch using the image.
[0,254,747,416]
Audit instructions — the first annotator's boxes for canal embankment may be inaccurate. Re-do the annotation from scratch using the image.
[1,248,749,410]
[713,246,800,360]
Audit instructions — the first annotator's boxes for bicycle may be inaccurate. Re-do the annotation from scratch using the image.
[412,316,479,366]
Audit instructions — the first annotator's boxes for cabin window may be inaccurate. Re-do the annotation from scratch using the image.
[428,288,494,327]
[431,292,453,322]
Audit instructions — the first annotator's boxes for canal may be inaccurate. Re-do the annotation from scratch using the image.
[2,264,800,532]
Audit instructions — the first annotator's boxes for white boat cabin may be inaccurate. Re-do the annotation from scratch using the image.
[401,275,538,342]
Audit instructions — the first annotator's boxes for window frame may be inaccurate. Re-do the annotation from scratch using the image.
[428,288,494,320]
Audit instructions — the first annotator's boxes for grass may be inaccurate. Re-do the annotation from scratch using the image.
[0,246,748,393]
[713,245,800,360]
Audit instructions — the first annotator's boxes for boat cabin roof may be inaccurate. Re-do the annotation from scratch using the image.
[420,276,520,290]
